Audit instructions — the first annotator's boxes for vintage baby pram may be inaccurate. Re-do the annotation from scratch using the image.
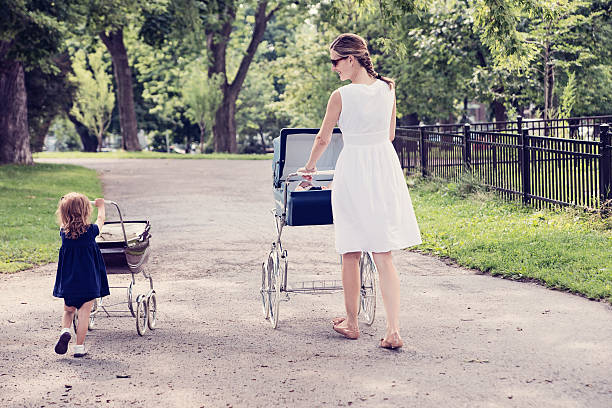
[261,128,377,328]
[73,200,155,336]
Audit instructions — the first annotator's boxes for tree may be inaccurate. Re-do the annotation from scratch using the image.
[25,52,77,152]
[0,1,77,164]
[272,20,340,127]
[181,63,223,152]
[69,45,116,151]
[83,1,168,151]
[0,41,32,164]
[236,59,284,152]
[171,0,306,152]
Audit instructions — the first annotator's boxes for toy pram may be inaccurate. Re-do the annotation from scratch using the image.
[73,200,155,336]
[261,128,377,328]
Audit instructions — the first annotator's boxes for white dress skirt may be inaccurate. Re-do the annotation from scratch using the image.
[332,80,422,254]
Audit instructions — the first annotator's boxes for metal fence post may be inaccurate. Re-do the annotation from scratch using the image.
[516,115,523,133]
[520,126,531,205]
[419,124,427,177]
[599,124,611,206]
[463,123,471,172]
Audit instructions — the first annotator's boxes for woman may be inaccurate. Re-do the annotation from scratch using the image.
[298,33,421,349]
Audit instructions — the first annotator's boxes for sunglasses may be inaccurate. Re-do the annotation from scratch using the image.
[331,56,349,67]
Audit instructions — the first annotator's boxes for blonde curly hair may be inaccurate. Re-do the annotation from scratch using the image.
[56,192,91,239]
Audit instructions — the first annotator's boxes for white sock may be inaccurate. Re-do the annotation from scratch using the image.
[60,328,71,335]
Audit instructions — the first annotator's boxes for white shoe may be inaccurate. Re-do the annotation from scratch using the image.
[54,329,71,355]
[73,344,87,358]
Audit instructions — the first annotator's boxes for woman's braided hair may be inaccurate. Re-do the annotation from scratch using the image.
[329,33,394,90]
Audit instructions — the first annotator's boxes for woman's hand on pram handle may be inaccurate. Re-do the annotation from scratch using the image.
[287,169,335,182]
[297,166,316,181]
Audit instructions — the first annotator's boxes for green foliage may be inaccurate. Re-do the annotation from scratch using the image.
[558,71,576,119]
[25,53,76,152]
[47,116,83,151]
[128,28,202,150]
[0,0,81,70]
[181,63,223,151]
[69,44,115,150]
[410,176,612,301]
[272,22,340,127]
[0,163,102,273]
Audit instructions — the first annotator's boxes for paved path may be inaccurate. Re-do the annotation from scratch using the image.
[1,158,611,407]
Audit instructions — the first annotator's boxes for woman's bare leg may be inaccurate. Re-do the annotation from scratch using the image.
[75,300,95,345]
[338,251,361,330]
[372,251,402,341]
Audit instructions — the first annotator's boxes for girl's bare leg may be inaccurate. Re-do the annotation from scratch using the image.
[372,251,402,340]
[75,300,95,345]
[338,251,361,330]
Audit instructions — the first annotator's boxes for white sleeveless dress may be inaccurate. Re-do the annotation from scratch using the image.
[332,80,422,254]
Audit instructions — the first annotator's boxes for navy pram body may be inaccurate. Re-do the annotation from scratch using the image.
[272,128,343,226]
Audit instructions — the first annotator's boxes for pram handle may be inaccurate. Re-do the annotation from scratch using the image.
[286,169,335,181]
[90,200,129,246]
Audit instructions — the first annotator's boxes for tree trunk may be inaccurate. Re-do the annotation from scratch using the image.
[185,133,191,154]
[259,125,266,152]
[30,118,53,153]
[199,123,206,153]
[208,1,278,153]
[491,100,507,129]
[0,45,33,165]
[543,41,550,121]
[213,91,238,152]
[99,29,140,151]
[67,113,98,152]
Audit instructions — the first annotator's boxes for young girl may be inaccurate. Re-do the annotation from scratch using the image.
[53,193,109,357]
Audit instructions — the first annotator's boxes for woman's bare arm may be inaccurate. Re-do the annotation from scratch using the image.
[301,90,342,171]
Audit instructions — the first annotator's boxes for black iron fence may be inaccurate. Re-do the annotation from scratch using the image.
[394,115,612,210]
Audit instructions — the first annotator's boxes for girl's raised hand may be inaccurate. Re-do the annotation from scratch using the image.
[94,198,105,208]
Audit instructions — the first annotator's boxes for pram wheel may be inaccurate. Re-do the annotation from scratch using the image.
[359,252,377,326]
[267,244,282,328]
[136,295,148,336]
[87,298,98,330]
[260,261,269,319]
[147,292,157,330]
[127,282,135,317]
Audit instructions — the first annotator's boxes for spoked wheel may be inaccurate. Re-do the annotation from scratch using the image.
[87,299,98,330]
[136,295,148,336]
[359,252,377,326]
[127,282,135,317]
[261,260,270,319]
[267,245,281,329]
[147,292,157,330]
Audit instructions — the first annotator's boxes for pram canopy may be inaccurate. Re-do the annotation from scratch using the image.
[272,128,343,226]
[273,128,343,188]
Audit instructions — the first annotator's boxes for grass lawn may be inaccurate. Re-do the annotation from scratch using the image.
[409,176,612,302]
[0,163,103,273]
[34,151,272,160]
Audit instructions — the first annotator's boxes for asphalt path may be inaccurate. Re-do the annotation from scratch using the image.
[1,158,610,407]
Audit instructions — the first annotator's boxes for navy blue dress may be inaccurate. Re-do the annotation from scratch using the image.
[53,224,110,304]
